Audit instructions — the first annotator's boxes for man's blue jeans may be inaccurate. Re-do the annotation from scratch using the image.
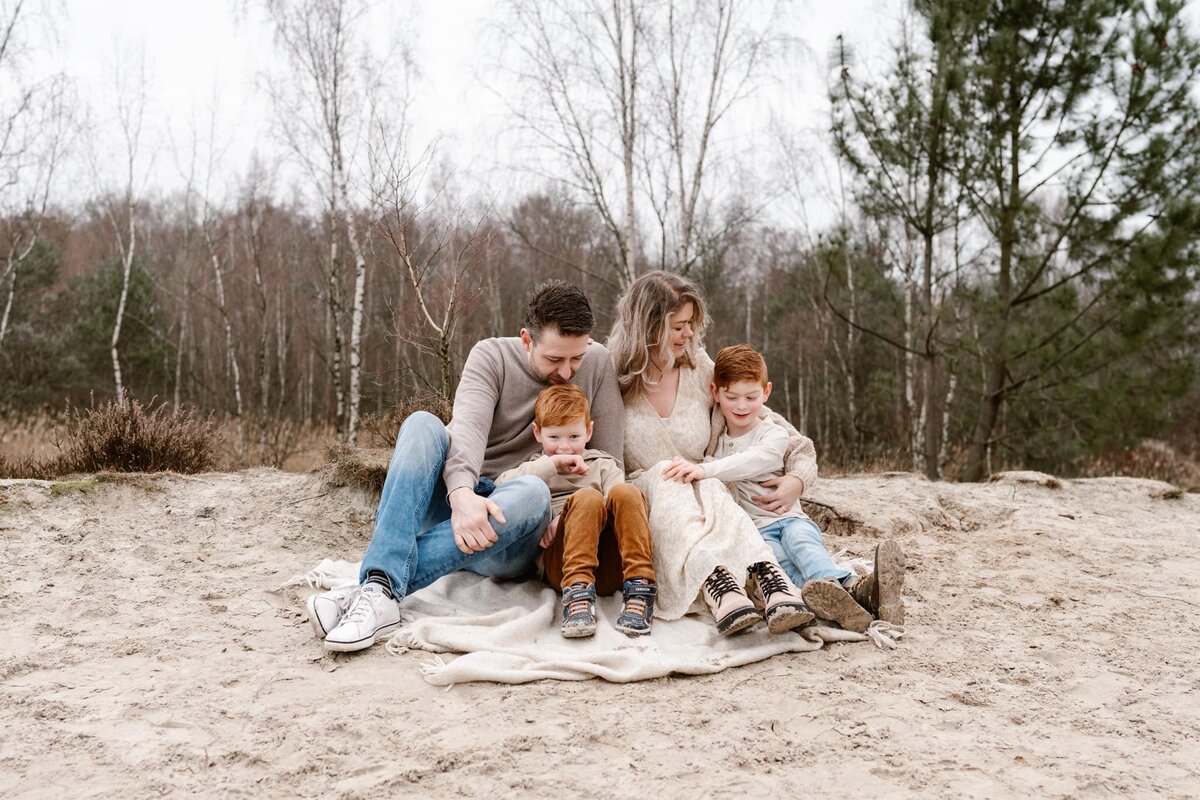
[358,412,551,597]
[757,516,852,588]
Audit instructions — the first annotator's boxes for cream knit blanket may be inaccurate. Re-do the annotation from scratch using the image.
[291,559,904,686]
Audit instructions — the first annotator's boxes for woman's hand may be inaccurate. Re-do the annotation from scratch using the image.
[663,457,705,483]
[754,475,804,513]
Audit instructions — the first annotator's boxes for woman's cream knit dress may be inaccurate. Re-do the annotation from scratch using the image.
[623,348,778,619]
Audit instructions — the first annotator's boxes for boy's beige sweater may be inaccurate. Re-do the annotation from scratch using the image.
[703,417,809,528]
[496,448,625,516]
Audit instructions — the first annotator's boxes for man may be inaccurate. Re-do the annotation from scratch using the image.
[307,281,625,653]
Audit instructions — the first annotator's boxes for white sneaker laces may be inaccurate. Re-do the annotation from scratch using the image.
[341,588,379,625]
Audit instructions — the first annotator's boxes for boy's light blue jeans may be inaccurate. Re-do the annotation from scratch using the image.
[358,411,551,597]
[758,516,852,588]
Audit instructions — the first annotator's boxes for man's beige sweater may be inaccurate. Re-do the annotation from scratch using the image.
[443,337,624,496]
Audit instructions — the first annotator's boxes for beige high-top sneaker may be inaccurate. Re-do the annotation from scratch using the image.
[847,540,906,625]
[702,566,762,635]
[747,562,815,634]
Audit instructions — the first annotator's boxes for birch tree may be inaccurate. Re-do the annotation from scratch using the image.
[649,0,776,274]
[500,0,780,285]
[262,0,380,443]
[374,181,489,404]
[90,51,153,399]
[0,0,70,355]
[500,0,646,288]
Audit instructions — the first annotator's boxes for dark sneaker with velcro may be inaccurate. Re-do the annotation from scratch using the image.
[615,578,657,637]
[561,582,598,638]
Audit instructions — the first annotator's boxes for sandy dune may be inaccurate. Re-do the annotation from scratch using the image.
[1,469,1198,798]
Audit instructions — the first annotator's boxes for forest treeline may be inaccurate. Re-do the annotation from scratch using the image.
[2,0,1199,480]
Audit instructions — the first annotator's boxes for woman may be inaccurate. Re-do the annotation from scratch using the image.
[608,271,818,634]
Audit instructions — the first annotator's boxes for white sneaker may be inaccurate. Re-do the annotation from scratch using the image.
[305,585,359,639]
[323,584,402,653]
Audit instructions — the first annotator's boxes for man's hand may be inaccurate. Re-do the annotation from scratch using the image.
[663,457,706,483]
[754,475,804,513]
[540,514,560,549]
[549,454,589,475]
[449,487,506,555]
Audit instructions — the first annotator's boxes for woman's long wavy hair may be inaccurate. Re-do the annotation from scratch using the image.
[608,270,709,403]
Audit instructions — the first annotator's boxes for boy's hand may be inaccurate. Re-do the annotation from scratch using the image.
[540,514,560,549]
[755,475,804,513]
[663,457,705,483]
[449,488,505,554]
[549,454,589,475]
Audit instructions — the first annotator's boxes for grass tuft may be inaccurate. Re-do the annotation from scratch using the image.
[0,393,219,478]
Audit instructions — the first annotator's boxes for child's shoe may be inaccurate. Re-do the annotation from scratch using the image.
[615,578,657,637]
[561,582,598,638]
[801,578,873,633]
[847,540,906,624]
[747,561,814,633]
[703,566,762,635]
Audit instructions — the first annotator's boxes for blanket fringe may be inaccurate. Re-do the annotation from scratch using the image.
[277,570,316,589]
[830,549,872,578]
[303,567,330,589]
[865,620,905,650]
[420,654,454,689]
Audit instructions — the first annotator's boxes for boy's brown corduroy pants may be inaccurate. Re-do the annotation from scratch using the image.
[541,484,656,594]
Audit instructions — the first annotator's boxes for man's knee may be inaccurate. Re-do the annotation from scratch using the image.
[392,411,449,461]
[398,410,448,442]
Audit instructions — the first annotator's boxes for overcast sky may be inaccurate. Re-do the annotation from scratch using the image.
[40,0,902,223]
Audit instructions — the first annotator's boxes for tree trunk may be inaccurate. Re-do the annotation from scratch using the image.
[939,370,956,474]
[0,251,16,353]
[963,96,1020,481]
[327,229,345,439]
[173,279,190,411]
[110,217,136,399]
[920,229,940,480]
[339,182,368,447]
[207,230,244,458]
[902,248,920,472]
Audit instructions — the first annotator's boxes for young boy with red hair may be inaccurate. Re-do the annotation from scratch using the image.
[666,344,905,633]
[497,384,657,638]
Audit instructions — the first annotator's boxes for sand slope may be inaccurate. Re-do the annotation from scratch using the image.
[1,469,1198,798]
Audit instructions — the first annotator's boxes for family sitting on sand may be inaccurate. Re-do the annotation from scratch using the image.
[305,272,905,652]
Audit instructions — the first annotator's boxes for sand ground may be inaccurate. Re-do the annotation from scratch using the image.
[1,468,1198,799]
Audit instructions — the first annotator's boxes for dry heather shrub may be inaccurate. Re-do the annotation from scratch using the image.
[0,451,57,480]
[358,394,453,448]
[1,396,218,478]
[57,394,219,475]
[1083,439,1200,491]
[323,442,390,495]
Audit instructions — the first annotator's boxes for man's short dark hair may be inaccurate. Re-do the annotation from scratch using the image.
[524,280,594,339]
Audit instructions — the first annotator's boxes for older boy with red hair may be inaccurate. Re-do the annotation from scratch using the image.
[666,344,905,633]
[498,384,657,638]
